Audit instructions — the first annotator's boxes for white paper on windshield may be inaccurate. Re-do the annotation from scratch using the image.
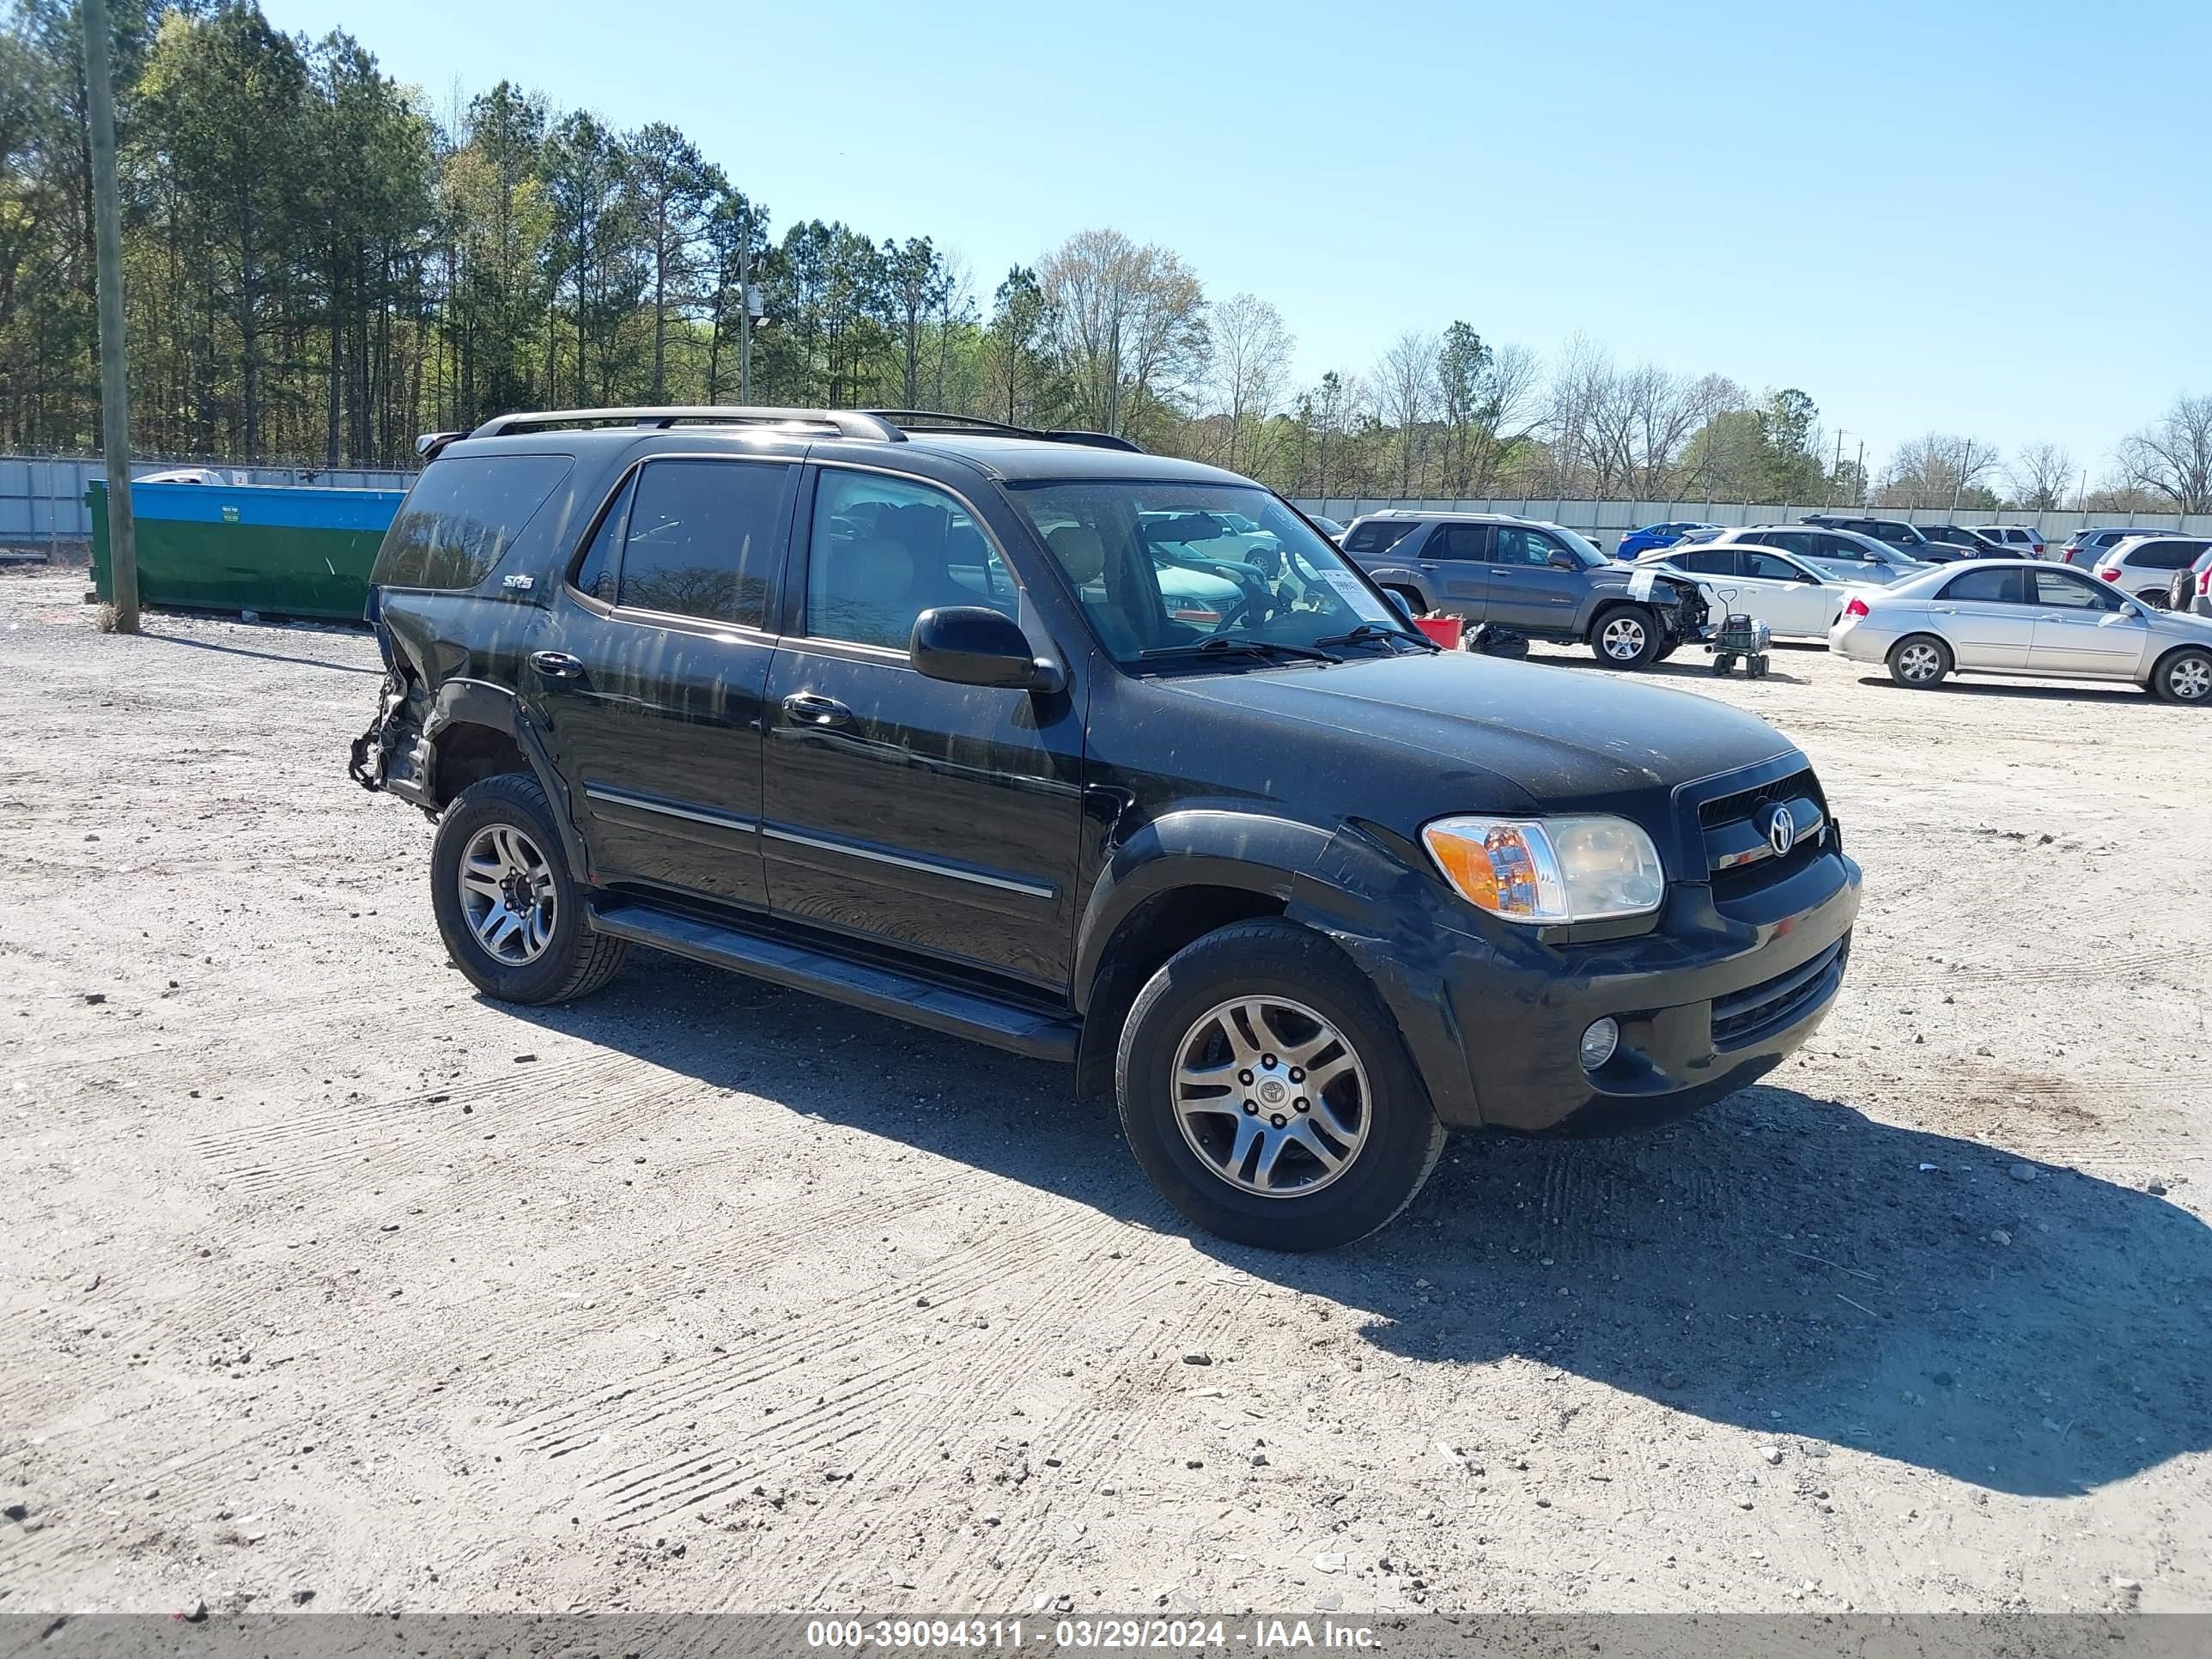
[1627,568,1658,602]
[1322,570,1395,621]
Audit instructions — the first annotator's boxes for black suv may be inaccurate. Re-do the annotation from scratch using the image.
[351,406,1861,1250]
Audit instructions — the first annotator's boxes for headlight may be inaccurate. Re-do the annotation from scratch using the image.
[1421,815,1666,924]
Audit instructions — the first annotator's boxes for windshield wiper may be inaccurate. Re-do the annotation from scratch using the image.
[1140,635,1340,664]
[1312,621,1437,653]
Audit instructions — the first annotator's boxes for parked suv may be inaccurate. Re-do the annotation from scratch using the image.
[2093,535,2212,607]
[1337,511,1716,666]
[2059,526,2174,568]
[351,406,1859,1251]
[1971,525,2045,560]
[2174,548,2212,617]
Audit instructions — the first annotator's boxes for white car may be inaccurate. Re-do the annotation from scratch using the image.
[1971,524,2045,560]
[1638,544,1881,640]
[2091,534,2212,609]
[1678,523,1931,585]
[1829,559,2212,703]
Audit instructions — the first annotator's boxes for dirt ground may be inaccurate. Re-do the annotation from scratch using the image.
[2,566,2207,1619]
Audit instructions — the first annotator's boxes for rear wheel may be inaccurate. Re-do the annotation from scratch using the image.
[1590,605,1660,668]
[1887,634,1952,689]
[1115,919,1445,1251]
[2152,647,2212,705]
[430,773,627,1003]
[2140,589,2171,610]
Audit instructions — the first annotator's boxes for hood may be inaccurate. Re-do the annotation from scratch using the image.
[1161,651,1796,806]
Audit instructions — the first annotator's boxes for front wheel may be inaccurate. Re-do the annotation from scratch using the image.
[2152,647,2212,705]
[1887,634,1952,689]
[430,773,628,1003]
[1591,606,1660,668]
[1115,919,1446,1251]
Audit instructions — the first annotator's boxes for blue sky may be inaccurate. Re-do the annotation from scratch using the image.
[261,0,2209,484]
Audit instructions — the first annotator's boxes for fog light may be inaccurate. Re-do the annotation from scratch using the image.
[1579,1018,1620,1071]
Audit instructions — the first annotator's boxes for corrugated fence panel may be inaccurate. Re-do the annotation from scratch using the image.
[1297,499,2212,542]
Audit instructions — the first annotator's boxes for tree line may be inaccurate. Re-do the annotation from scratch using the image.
[5,0,2208,514]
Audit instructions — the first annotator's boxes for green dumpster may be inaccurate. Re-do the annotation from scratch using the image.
[88,478,407,622]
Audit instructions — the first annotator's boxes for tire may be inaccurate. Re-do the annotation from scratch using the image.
[429,772,627,1004]
[2151,647,2212,706]
[1749,654,1771,679]
[1590,605,1660,668]
[1887,634,1952,689]
[1115,919,1446,1252]
[1653,641,1679,662]
[1711,653,1733,677]
[2140,589,2170,610]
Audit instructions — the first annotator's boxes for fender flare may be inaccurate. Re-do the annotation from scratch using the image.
[1359,564,1434,608]
[420,679,592,878]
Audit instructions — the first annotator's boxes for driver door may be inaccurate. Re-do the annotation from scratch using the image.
[2027,568,2149,677]
[1739,549,1830,635]
[1486,526,1582,630]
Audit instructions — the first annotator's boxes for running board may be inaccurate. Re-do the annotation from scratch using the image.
[586,899,1079,1063]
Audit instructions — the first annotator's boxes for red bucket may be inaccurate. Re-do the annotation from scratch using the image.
[1412,615,1463,650]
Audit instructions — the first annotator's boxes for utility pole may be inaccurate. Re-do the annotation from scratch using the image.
[737,238,752,404]
[83,0,137,632]
[1949,440,1974,514]
[1854,440,1865,507]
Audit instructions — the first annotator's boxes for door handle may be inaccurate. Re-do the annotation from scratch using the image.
[530,650,584,679]
[781,691,852,728]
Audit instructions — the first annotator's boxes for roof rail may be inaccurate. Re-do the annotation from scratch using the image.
[864,410,1145,454]
[467,406,904,442]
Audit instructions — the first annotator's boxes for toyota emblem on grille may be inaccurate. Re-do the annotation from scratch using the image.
[1765,803,1796,857]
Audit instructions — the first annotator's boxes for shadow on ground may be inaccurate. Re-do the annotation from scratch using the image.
[1850,673,2156,705]
[506,949,2211,1500]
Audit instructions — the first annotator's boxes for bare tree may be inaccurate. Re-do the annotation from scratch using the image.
[1209,292,1294,474]
[2116,394,2212,514]
[1463,343,1541,495]
[1876,433,2002,509]
[1375,330,1436,496]
[2006,441,2075,512]
[1036,228,1207,442]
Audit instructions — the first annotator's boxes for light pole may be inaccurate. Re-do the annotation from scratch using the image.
[83,0,137,632]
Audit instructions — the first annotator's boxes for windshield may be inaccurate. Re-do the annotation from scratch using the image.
[1007,480,1414,665]
[1549,526,1609,567]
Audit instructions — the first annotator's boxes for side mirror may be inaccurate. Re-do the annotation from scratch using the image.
[1547,551,1579,570]
[1385,589,1418,623]
[911,605,1064,693]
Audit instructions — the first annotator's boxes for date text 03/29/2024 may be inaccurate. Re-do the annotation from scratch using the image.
[803,1618,1382,1651]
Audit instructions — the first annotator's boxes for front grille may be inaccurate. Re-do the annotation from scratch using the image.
[1699,767,1819,830]
[1711,936,1848,1049]
[1696,765,1831,899]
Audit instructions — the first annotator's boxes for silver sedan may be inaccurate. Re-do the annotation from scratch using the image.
[1828,559,2212,703]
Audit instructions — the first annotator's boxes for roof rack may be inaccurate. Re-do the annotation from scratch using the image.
[864,410,1144,453]
[467,406,905,443]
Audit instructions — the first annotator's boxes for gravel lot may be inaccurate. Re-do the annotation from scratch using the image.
[2,567,2207,1617]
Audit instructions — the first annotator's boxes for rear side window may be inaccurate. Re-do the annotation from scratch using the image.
[2130,541,2198,570]
[1343,520,1419,555]
[1669,549,1736,577]
[594,459,793,626]
[374,454,573,590]
[1942,567,2025,603]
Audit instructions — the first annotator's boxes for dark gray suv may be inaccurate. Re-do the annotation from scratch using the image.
[1339,511,1714,667]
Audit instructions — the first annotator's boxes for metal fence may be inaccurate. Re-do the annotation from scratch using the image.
[1291,497,2212,544]
[1,454,416,545]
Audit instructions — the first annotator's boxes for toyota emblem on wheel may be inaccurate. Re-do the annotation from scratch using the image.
[1766,803,1796,857]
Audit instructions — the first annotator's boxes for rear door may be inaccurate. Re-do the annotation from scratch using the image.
[2027,566,2149,677]
[1416,522,1493,616]
[1739,549,1832,635]
[1929,564,2032,668]
[758,464,1084,989]
[531,453,796,908]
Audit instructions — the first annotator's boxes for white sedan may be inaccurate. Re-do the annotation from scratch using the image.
[1828,559,2212,702]
[1635,544,1881,640]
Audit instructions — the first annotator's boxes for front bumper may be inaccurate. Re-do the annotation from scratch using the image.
[1320,838,1861,1138]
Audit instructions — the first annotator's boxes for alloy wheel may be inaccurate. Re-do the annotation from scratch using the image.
[458,823,559,965]
[1601,616,1648,662]
[2170,655,2212,702]
[1898,641,1943,683]
[1171,996,1370,1197]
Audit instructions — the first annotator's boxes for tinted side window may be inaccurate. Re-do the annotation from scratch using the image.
[806,470,1011,651]
[1942,567,2023,603]
[1744,550,1805,582]
[568,473,633,605]
[1430,524,1490,561]
[374,455,573,590]
[615,459,791,626]
[1343,520,1418,555]
[1491,526,1554,567]
[1669,549,1736,576]
[2133,541,2196,570]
